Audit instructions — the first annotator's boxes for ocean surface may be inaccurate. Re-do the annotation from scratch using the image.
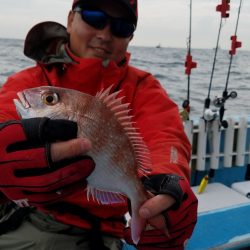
[1,37,250,119]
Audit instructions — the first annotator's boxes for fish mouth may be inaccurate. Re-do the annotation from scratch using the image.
[13,92,31,118]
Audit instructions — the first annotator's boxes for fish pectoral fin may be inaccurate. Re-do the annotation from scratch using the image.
[87,186,126,205]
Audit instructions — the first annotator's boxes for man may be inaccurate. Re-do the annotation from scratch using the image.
[0,0,198,249]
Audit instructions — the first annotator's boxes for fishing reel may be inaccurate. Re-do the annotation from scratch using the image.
[182,99,190,111]
[212,90,237,128]
[213,90,237,108]
[203,108,219,122]
[180,100,190,122]
[203,108,229,129]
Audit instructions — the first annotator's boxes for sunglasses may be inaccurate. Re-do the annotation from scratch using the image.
[74,7,135,38]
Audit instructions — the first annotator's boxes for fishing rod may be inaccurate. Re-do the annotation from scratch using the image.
[197,0,231,191]
[182,0,197,121]
[198,0,244,191]
[213,0,243,128]
[203,0,230,123]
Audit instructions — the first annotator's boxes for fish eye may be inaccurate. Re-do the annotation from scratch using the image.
[42,92,59,106]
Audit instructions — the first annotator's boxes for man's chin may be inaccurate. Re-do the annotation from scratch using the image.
[92,50,111,60]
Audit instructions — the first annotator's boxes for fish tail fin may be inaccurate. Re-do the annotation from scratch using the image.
[130,204,147,245]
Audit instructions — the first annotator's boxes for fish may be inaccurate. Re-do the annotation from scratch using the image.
[13,85,152,244]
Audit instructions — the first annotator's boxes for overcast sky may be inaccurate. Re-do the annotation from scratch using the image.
[0,0,249,50]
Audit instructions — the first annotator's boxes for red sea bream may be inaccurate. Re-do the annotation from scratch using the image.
[14,85,152,244]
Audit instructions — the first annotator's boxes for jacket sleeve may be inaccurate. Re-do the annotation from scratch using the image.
[0,66,45,122]
[131,74,191,180]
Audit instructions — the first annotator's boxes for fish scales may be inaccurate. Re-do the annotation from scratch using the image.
[14,86,152,244]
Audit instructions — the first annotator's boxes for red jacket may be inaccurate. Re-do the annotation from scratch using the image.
[0,46,191,237]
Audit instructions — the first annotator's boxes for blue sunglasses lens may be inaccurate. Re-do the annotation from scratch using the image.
[111,20,135,38]
[79,9,135,38]
[81,10,108,30]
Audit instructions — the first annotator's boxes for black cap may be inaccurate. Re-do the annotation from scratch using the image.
[72,0,138,26]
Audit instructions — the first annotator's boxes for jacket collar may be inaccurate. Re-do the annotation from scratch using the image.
[43,43,131,95]
[64,43,131,70]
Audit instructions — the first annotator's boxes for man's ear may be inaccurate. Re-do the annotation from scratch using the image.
[67,11,74,33]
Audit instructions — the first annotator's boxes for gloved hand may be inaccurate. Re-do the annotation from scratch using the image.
[0,118,95,207]
[124,174,198,250]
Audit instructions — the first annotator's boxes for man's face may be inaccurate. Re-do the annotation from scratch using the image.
[67,3,133,63]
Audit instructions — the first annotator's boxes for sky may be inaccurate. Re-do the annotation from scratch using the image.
[0,0,250,50]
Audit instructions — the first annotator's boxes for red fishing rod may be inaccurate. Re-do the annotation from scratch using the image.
[213,0,243,128]
[203,0,230,123]
[182,0,197,121]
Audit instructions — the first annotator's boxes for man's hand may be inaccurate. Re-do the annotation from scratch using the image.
[50,138,92,162]
[0,118,95,207]
[125,174,198,250]
[139,193,175,236]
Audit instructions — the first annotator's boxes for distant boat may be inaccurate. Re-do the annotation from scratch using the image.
[156,44,161,48]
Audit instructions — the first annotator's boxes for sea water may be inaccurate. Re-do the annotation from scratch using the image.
[1,37,250,119]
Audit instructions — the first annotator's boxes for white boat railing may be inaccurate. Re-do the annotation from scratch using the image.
[184,117,250,171]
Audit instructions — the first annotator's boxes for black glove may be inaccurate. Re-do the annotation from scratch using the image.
[0,118,95,207]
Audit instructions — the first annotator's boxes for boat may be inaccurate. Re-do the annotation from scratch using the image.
[124,0,250,249]
[184,117,250,250]
[124,117,250,248]
[184,0,250,248]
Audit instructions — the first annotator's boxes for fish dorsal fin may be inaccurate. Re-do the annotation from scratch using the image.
[96,86,152,176]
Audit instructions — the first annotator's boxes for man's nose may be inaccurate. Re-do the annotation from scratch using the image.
[96,23,112,41]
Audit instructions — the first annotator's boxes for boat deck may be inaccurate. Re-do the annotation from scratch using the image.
[186,183,250,250]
